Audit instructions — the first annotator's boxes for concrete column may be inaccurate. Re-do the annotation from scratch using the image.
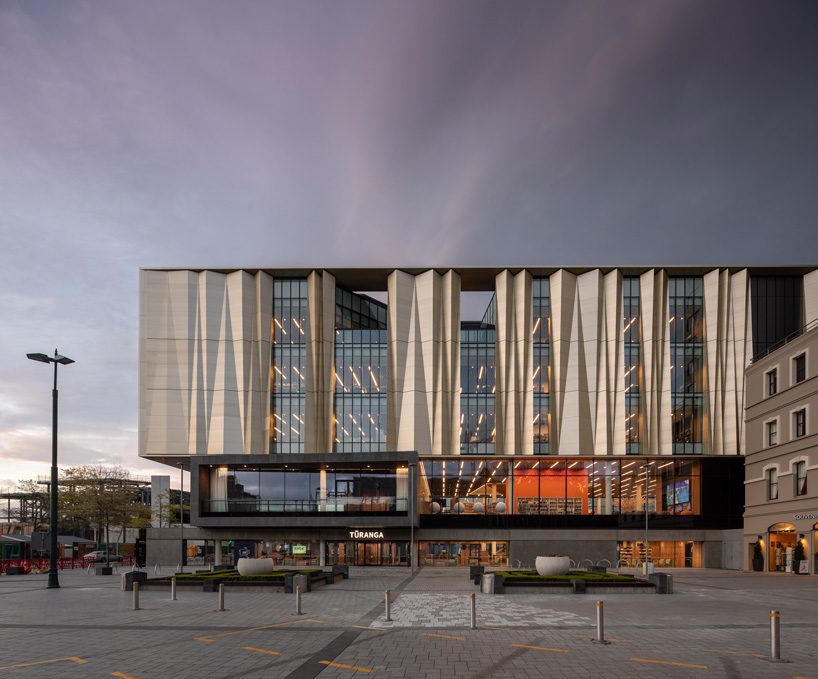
[214,540,223,566]
[319,539,326,567]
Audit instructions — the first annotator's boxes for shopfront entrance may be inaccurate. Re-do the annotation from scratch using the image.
[768,523,797,572]
[326,541,409,566]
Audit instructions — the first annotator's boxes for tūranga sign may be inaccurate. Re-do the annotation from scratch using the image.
[348,529,385,540]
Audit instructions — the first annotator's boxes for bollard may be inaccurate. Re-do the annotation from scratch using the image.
[770,610,780,661]
[171,576,177,601]
[218,583,225,611]
[593,600,610,644]
[132,581,140,610]
[469,592,476,630]
[296,585,303,615]
[120,573,126,591]
[385,590,391,622]
[210,563,215,573]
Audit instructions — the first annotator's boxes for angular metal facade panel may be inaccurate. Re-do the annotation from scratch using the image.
[139,269,272,457]
[304,270,336,453]
[548,269,625,455]
[703,268,752,455]
[495,270,533,454]
[387,269,460,454]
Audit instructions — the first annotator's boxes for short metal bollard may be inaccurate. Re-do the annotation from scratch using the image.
[296,585,303,615]
[469,592,476,629]
[770,610,780,661]
[593,600,610,644]
[120,573,126,591]
[132,581,140,610]
[385,590,391,621]
[218,583,225,611]
[171,576,177,601]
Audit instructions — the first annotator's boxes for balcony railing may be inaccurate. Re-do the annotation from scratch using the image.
[201,496,408,514]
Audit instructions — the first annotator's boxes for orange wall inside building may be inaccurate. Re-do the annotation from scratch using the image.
[514,469,589,513]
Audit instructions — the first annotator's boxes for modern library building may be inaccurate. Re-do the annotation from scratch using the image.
[139,266,818,569]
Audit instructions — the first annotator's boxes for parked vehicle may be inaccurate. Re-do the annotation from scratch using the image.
[82,551,121,563]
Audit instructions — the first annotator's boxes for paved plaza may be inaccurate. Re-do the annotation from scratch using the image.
[0,566,817,678]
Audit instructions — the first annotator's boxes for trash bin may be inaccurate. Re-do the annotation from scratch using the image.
[642,562,655,576]
[293,573,311,593]
[124,571,147,591]
[649,572,673,594]
[480,573,504,594]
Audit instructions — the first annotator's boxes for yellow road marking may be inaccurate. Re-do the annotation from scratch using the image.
[352,625,385,632]
[112,672,139,679]
[194,617,321,643]
[0,657,87,670]
[242,646,282,656]
[423,633,465,641]
[792,676,816,679]
[319,660,374,673]
[631,657,708,670]
[512,643,568,654]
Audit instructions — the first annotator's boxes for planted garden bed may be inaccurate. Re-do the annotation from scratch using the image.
[493,569,655,593]
[139,568,332,591]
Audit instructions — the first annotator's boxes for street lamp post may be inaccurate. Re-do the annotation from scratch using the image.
[27,349,75,589]
[408,462,416,575]
[179,463,184,574]
[641,462,652,574]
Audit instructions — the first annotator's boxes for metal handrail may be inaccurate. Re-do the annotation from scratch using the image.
[751,316,818,363]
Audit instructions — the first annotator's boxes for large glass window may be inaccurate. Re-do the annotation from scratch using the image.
[460,325,496,453]
[669,277,705,453]
[532,278,551,453]
[751,276,803,359]
[624,277,641,453]
[271,279,308,453]
[203,464,407,514]
[334,290,388,453]
[418,456,701,517]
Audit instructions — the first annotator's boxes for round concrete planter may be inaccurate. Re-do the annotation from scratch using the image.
[535,556,570,576]
[236,557,275,576]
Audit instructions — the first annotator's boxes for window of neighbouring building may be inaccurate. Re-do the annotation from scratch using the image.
[767,468,778,500]
[767,369,777,397]
[795,461,807,496]
[794,409,806,438]
[767,420,778,447]
[794,353,806,384]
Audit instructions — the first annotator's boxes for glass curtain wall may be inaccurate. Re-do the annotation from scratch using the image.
[333,288,388,453]
[419,457,701,516]
[271,279,308,453]
[532,279,551,453]
[669,277,705,453]
[624,277,641,453]
[460,324,496,453]
[204,464,405,514]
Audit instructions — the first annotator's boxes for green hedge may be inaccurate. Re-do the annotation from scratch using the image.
[496,570,635,584]
[172,569,322,582]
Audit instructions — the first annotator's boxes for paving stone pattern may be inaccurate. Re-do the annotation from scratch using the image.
[371,592,589,628]
[0,567,816,678]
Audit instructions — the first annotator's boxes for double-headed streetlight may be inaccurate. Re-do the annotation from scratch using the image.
[27,349,75,589]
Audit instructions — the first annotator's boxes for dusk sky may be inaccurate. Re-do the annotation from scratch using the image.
[1,0,817,490]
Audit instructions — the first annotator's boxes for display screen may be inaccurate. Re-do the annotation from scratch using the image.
[292,545,307,555]
[674,480,690,504]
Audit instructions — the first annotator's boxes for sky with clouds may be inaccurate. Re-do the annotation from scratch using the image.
[1,0,817,490]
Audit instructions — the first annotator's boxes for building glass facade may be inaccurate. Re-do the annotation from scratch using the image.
[460,324,496,453]
[751,275,804,359]
[271,279,308,453]
[532,278,551,453]
[669,277,705,453]
[334,289,388,453]
[624,277,641,454]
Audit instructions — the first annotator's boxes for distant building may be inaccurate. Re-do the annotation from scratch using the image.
[139,267,817,569]
[745,319,818,573]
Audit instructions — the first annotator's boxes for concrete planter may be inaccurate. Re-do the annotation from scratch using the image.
[236,558,275,576]
[535,556,570,576]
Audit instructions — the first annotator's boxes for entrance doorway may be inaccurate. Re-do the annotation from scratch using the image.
[326,541,408,566]
[768,523,797,572]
